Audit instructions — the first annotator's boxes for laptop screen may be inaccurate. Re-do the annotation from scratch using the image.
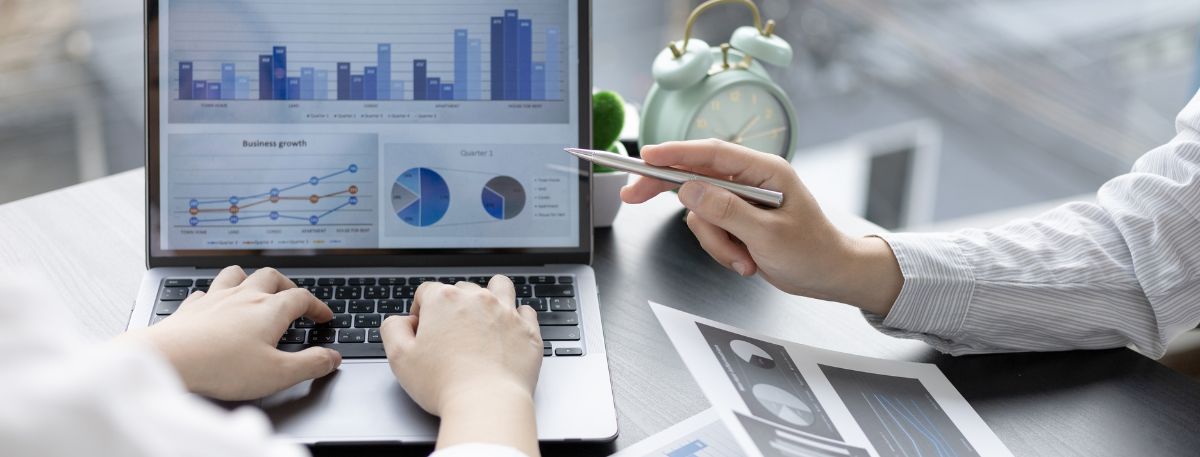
[149,0,587,262]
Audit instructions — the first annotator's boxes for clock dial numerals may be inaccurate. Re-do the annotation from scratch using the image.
[686,83,791,157]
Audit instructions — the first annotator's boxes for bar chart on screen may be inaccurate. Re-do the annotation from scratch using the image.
[165,0,571,124]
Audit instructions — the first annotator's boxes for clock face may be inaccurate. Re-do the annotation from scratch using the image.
[685,82,792,158]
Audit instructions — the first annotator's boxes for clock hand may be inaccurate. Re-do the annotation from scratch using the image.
[737,127,788,143]
[730,115,761,144]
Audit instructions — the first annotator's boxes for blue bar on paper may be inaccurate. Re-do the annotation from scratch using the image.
[258,55,273,100]
[414,59,427,100]
[315,70,329,100]
[427,77,441,101]
[179,62,193,100]
[666,440,707,457]
[532,62,545,101]
[221,63,236,100]
[377,44,391,100]
[441,84,454,100]
[504,10,519,99]
[518,19,532,100]
[364,67,378,100]
[350,75,364,100]
[390,81,405,100]
[207,82,222,100]
[193,81,208,100]
[300,67,315,100]
[287,78,300,100]
[337,62,351,100]
[468,39,482,100]
[236,76,250,100]
[455,29,468,101]
[272,46,287,100]
[490,16,504,100]
[546,27,560,100]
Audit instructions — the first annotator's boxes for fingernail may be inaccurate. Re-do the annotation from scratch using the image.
[678,182,705,208]
[732,262,749,276]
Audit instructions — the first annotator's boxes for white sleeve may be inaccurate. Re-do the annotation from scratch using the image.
[430,443,531,457]
[0,272,308,457]
[864,91,1200,358]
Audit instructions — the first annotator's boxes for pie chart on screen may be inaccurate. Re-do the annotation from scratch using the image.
[481,176,526,220]
[731,339,776,369]
[752,383,815,427]
[392,167,450,227]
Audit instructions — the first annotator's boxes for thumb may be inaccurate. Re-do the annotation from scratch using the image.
[277,347,341,384]
[677,181,764,240]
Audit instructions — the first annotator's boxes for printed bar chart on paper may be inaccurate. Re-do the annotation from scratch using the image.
[165,0,571,123]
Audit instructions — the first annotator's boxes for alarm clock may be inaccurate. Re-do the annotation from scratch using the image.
[639,0,798,161]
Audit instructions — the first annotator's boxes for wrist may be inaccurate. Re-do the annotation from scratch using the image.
[437,379,539,456]
[810,235,902,316]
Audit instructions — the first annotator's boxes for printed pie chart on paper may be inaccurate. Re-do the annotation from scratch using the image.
[751,383,815,427]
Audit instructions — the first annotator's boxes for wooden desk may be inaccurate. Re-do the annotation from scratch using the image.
[3,170,1200,456]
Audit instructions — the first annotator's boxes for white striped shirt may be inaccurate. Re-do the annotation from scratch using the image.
[867,90,1200,358]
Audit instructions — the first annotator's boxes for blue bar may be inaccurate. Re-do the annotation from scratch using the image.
[258,55,273,100]
[207,82,222,100]
[193,80,208,100]
[390,80,405,100]
[300,67,315,100]
[364,66,378,100]
[377,44,391,100]
[414,59,427,100]
[518,19,532,100]
[468,39,482,100]
[350,75,364,100]
[490,16,504,100]
[337,62,351,100]
[532,62,545,101]
[221,63,236,100]
[546,27,560,101]
[427,77,441,101]
[503,10,519,99]
[441,84,454,100]
[315,70,329,100]
[455,29,468,101]
[235,76,250,100]
[272,46,288,100]
[286,77,300,100]
[179,62,193,100]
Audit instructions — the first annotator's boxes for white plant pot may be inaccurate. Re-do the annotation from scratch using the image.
[592,171,629,228]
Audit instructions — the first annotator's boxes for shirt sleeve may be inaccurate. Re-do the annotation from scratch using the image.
[0,272,309,457]
[865,90,1200,358]
[429,444,531,457]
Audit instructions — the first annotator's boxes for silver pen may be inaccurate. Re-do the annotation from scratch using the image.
[565,148,784,208]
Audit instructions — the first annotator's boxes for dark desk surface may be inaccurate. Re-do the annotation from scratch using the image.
[2,171,1197,456]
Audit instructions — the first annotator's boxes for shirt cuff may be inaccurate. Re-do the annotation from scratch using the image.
[866,233,976,340]
[430,444,530,457]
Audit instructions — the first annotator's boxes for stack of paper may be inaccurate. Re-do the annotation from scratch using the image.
[612,303,1013,457]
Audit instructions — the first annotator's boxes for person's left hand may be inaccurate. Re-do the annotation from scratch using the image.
[115,266,342,400]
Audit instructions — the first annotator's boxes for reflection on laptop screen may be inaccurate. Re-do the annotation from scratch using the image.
[157,0,581,251]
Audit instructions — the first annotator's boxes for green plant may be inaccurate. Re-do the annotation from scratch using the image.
[592,90,627,173]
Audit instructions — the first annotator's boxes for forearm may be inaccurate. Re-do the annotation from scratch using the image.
[436,383,540,457]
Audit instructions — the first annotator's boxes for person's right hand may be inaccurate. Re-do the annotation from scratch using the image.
[380,276,542,456]
[621,139,903,315]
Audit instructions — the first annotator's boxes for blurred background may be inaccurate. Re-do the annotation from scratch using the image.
[2,0,1199,232]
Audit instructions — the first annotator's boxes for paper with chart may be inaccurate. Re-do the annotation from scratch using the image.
[608,409,743,457]
[649,302,1013,457]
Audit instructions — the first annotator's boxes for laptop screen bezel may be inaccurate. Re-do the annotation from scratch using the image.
[144,0,593,269]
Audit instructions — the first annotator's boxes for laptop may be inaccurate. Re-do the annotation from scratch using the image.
[129,0,618,444]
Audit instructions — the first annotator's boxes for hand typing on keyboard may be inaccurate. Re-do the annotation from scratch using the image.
[116,266,342,400]
[380,276,542,457]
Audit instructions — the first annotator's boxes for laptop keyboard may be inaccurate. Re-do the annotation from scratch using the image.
[151,275,582,359]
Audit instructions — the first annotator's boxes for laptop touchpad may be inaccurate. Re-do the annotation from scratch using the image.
[261,361,438,442]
